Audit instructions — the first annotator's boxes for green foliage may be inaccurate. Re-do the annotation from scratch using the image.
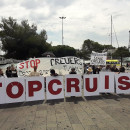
[103,45,115,50]
[77,39,116,60]
[112,47,130,66]
[52,45,76,57]
[112,46,130,57]
[0,17,50,59]
[80,39,104,59]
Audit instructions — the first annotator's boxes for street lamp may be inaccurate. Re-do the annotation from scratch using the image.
[59,16,66,45]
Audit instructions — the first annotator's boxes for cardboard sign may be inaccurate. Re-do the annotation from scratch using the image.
[90,52,107,65]
[26,76,45,101]
[65,74,82,97]
[99,72,115,93]
[115,73,130,94]
[5,78,25,103]
[46,76,64,100]
[84,74,100,96]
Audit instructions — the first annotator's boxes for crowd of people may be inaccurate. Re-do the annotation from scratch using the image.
[84,64,126,74]
[0,65,18,78]
[0,63,127,78]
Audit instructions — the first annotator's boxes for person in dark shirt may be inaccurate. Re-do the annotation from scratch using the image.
[119,66,125,73]
[50,69,58,76]
[111,65,119,72]
[69,68,77,74]
[11,65,18,77]
[92,65,96,74]
[6,66,12,78]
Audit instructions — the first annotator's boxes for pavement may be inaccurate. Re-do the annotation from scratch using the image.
[0,93,130,130]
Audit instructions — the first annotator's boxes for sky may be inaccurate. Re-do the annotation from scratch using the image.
[0,0,130,55]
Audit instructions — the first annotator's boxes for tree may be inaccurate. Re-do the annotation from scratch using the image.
[80,39,104,59]
[52,45,76,57]
[0,17,50,59]
[112,47,130,66]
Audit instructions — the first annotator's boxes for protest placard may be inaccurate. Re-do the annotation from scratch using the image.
[90,51,107,65]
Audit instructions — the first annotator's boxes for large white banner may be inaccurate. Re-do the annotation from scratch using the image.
[65,74,82,97]
[84,74,100,96]
[0,73,129,104]
[90,51,107,65]
[115,73,130,94]
[17,57,84,77]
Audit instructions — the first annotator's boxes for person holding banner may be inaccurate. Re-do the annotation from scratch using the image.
[6,66,12,78]
[101,65,111,72]
[111,65,119,73]
[69,68,77,74]
[29,66,40,77]
[87,67,93,74]
[0,68,7,78]
[119,66,125,73]
[11,65,18,77]
[50,69,58,76]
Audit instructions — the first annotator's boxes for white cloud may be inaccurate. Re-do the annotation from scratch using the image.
[0,0,130,49]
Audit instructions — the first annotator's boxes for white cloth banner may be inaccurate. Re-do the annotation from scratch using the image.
[90,52,107,65]
[17,57,84,77]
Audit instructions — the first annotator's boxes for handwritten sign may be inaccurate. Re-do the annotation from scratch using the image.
[17,57,84,77]
[90,52,107,65]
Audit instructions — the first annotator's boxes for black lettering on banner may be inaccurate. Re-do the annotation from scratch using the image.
[50,57,83,66]
[74,57,78,64]
[69,57,75,64]
[91,56,105,65]
[19,71,25,76]
[60,58,65,64]
[55,58,60,65]
[39,70,43,75]
[50,59,54,66]
[64,58,69,64]
[63,65,67,70]
[74,57,83,65]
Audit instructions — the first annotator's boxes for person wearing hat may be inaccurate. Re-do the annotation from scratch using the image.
[87,67,93,74]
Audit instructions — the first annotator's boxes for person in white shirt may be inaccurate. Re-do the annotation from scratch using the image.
[101,65,111,72]
[29,66,40,77]
[0,68,7,78]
